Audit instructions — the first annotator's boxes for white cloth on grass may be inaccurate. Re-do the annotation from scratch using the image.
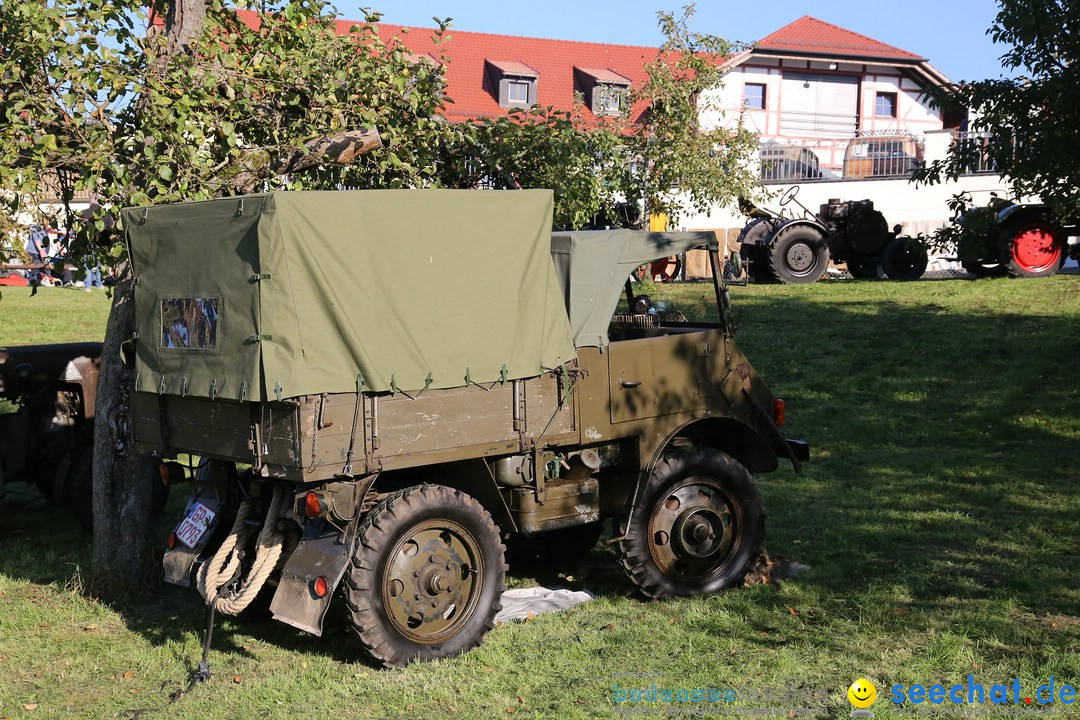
[494,586,596,623]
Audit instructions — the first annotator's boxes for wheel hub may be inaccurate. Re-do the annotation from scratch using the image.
[1013,226,1060,271]
[672,507,728,558]
[648,478,739,580]
[785,243,814,273]
[383,522,482,645]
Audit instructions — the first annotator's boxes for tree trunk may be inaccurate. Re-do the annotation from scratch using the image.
[90,263,159,593]
[89,0,383,594]
[163,0,206,56]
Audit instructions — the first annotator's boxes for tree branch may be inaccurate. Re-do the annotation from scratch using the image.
[224,126,383,194]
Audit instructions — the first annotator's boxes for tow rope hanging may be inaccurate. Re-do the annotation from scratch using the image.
[197,483,288,615]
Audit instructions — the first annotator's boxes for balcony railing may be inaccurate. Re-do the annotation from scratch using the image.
[757,129,1006,184]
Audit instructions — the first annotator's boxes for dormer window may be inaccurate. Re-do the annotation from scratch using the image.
[574,67,632,116]
[507,80,530,105]
[485,60,539,108]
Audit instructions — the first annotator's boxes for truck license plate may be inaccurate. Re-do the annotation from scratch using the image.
[175,502,217,549]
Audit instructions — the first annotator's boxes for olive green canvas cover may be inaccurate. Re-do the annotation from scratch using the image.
[550,229,719,348]
[123,190,576,401]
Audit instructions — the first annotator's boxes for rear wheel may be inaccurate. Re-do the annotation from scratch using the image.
[882,237,928,281]
[649,256,682,282]
[767,225,830,284]
[1000,216,1064,277]
[618,448,764,599]
[344,484,506,667]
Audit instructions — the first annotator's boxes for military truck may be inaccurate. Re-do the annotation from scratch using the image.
[125,190,807,667]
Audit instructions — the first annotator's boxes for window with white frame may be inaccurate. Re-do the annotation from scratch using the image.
[743,83,766,110]
[875,92,898,118]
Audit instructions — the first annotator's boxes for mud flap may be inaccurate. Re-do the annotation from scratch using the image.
[163,496,222,587]
[269,522,353,636]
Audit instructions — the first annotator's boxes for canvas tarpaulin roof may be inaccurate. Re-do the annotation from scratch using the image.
[549,229,719,349]
[123,190,577,401]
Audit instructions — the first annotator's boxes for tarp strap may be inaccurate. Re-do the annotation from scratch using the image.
[342,390,363,477]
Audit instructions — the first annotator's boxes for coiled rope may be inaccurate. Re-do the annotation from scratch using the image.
[196,483,288,615]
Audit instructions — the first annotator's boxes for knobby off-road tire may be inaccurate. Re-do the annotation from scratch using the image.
[618,448,764,599]
[767,225,830,284]
[345,484,506,668]
[999,215,1065,278]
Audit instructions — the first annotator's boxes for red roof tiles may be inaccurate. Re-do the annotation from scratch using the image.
[756,16,924,62]
[354,22,660,121]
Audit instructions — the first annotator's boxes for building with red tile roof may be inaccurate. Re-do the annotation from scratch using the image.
[700,16,956,179]
[349,21,661,123]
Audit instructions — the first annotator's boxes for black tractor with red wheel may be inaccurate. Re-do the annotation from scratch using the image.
[737,186,927,284]
[952,199,1077,278]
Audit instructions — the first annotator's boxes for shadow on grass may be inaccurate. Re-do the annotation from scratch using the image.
[1,286,1077,667]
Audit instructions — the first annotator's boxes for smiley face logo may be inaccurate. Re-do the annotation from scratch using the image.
[848,678,877,709]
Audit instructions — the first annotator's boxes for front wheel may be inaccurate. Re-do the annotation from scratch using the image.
[767,225,830,284]
[882,237,928,281]
[618,448,764,599]
[846,255,880,280]
[344,484,506,667]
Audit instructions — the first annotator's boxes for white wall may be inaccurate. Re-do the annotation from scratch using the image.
[678,130,1022,239]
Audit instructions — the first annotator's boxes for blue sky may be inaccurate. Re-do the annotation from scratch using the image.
[332,1,1014,82]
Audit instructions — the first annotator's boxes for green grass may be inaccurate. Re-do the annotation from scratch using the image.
[1,277,1078,719]
[0,285,114,345]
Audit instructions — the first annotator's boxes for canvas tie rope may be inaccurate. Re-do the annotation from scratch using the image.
[196,483,287,615]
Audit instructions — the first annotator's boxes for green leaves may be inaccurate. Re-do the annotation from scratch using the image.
[917,1,1080,220]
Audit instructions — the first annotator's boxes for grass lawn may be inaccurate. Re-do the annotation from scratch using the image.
[0,276,1078,719]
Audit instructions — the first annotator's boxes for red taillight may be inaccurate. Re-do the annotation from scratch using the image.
[772,398,786,427]
[158,464,171,486]
[312,576,329,598]
[304,491,325,518]
[167,531,177,550]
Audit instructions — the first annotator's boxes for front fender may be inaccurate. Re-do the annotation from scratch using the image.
[650,416,779,476]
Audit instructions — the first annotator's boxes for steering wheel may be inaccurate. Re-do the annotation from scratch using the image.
[779,185,800,207]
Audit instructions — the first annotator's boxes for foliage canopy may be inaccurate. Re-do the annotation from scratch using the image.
[1,0,757,251]
[915,0,1080,220]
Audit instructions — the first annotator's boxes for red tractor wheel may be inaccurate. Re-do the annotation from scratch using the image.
[1000,216,1064,277]
[649,256,682,282]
